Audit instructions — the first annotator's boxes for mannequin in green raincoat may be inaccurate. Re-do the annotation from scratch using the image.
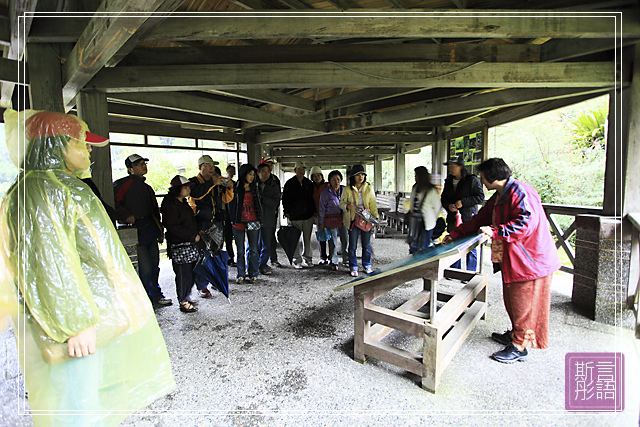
[0,110,175,426]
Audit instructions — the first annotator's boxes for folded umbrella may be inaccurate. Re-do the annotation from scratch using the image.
[277,225,302,266]
[194,250,230,302]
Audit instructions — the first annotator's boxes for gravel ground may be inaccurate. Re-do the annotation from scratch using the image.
[1,231,639,426]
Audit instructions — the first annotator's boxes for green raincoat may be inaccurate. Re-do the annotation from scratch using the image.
[0,110,174,426]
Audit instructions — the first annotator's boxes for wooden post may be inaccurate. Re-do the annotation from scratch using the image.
[76,91,114,206]
[27,44,64,112]
[422,322,442,393]
[354,292,372,363]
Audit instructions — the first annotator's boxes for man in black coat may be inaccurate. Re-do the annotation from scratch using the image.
[281,161,315,268]
[257,162,282,274]
[441,155,485,271]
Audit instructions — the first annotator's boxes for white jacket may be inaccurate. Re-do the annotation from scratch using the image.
[409,186,442,230]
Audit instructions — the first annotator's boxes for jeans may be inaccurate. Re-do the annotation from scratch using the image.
[409,227,434,254]
[451,247,478,272]
[233,227,260,278]
[328,226,349,265]
[136,241,164,302]
[348,227,372,271]
[290,217,314,265]
[172,261,196,303]
[259,226,278,269]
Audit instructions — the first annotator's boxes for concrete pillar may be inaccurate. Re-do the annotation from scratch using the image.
[76,91,114,205]
[27,44,64,112]
[622,44,640,217]
[244,130,260,166]
[373,158,382,191]
[394,146,405,193]
[572,215,632,325]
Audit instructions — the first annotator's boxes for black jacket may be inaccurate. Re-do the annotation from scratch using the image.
[189,173,227,225]
[282,175,315,221]
[161,195,199,245]
[440,172,484,228]
[257,174,281,228]
[229,164,262,225]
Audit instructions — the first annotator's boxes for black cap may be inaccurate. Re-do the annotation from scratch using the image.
[443,155,465,166]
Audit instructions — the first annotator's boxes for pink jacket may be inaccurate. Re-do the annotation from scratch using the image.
[450,178,560,283]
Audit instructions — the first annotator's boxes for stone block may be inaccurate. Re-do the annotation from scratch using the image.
[594,301,627,326]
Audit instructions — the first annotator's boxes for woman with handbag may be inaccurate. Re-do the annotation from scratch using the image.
[340,165,379,277]
[228,163,263,282]
[318,170,349,271]
[407,166,442,254]
[161,175,202,313]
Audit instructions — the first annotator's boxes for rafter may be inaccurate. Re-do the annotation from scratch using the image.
[108,92,326,133]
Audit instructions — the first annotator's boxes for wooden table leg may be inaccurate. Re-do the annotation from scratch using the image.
[354,292,372,363]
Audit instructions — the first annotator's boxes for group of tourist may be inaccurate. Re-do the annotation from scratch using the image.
[0,108,564,425]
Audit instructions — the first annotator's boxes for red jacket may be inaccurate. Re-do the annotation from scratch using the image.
[450,177,560,283]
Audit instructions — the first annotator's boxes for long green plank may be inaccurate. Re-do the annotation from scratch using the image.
[333,234,484,292]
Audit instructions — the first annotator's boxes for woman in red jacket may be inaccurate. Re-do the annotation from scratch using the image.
[443,158,560,364]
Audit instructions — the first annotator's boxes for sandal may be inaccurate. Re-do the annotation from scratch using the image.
[179,301,198,313]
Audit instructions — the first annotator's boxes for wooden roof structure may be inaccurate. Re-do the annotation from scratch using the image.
[0,0,638,172]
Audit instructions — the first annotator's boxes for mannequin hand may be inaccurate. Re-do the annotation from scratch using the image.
[68,326,96,358]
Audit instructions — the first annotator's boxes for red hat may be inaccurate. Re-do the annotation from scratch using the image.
[25,111,109,146]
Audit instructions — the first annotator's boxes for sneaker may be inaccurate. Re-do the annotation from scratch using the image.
[155,298,172,307]
[259,267,272,275]
[271,261,283,268]
[317,259,327,265]
[228,260,237,267]
[250,276,258,281]
[365,267,373,274]
[491,330,513,346]
[329,263,339,271]
[198,289,212,298]
[236,277,245,283]
[492,343,528,363]
[344,261,350,269]
[292,263,302,269]
[300,261,312,269]
[350,270,358,277]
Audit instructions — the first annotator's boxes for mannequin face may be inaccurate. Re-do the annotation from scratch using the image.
[63,138,92,173]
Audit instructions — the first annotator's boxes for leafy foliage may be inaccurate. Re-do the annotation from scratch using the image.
[570,107,607,150]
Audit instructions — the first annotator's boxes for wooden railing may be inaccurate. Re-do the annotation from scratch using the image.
[626,213,640,339]
[541,204,603,275]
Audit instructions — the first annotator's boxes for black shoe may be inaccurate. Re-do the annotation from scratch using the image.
[491,330,512,346]
[155,298,173,307]
[259,267,272,275]
[492,343,528,363]
[228,260,237,267]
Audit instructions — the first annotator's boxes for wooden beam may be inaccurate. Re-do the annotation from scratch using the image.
[444,92,607,140]
[311,88,479,121]
[108,118,243,142]
[142,13,640,41]
[262,133,437,146]
[211,89,316,112]
[120,42,542,66]
[541,38,636,62]
[107,101,242,129]
[274,147,397,156]
[0,57,27,85]
[28,11,640,43]
[62,0,186,107]
[109,92,326,133]
[0,15,10,46]
[327,87,615,133]
[89,61,617,92]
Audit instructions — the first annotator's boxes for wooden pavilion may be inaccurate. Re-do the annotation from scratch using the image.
[0,0,639,330]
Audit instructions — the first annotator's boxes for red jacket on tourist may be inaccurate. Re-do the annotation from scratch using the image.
[450,177,561,283]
